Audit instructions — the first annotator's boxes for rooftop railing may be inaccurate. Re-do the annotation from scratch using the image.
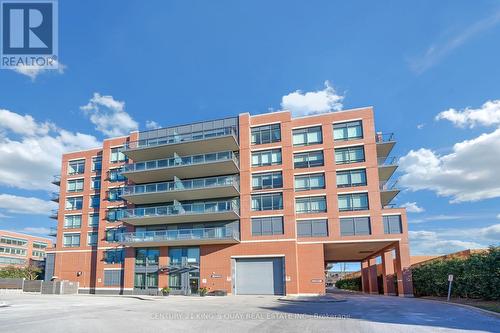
[122,176,239,196]
[122,151,239,173]
[125,126,238,150]
[117,227,239,244]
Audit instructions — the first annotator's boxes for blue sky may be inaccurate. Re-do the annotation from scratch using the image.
[0,1,499,256]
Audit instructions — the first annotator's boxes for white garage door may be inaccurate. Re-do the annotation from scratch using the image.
[234,257,284,295]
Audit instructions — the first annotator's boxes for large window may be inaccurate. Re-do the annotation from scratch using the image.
[293,126,322,146]
[68,159,85,175]
[65,197,83,210]
[104,270,122,286]
[64,215,82,229]
[87,232,98,246]
[383,215,403,234]
[67,179,84,192]
[251,124,281,145]
[106,209,124,222]
[251,149,282,167]
[32,250,45,258]
[63,233,80,247]
[109,168,126,182]
[251,193,283,211]
[295,196,327,213]
[108,188,123,201]
[0,257,26,265]
[0,246,27,256]
[90,195,100,208]
[294,150,324,169]
[105,228,125,242]
[333,121,363,141]
[104,249,124,264]
[110,146,127,163]
[92,156,102,172]
[340,217,371,236]
[0,236,27,247]
[32,241,48,249]
[295,173,325,191]
[338,193,369,211]
[251,217,284,236]
[297,219,328,237]
[335,146,365,164]
[336,169,367,188]
[252,172,283,190]
[91,176,101,189]
[89,214,100,227]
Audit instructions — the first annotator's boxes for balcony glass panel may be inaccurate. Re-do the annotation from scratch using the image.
[118,227,239,244]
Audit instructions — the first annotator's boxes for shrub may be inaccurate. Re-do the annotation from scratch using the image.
[335,276,362,291]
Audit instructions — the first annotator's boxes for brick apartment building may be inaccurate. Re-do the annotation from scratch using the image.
[46,107,413,296]
[0,230,52,268]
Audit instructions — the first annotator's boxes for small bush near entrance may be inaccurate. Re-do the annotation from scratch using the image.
[335,276,362,291]
[411,246,500,300]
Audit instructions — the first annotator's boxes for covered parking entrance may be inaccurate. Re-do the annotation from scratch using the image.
[233,257,285,295]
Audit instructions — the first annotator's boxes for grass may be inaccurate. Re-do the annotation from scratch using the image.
[421,296,500,313]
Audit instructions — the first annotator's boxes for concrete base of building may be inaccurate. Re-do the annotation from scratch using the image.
[78,288,134,295]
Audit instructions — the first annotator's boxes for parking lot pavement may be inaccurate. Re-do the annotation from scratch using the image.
[0,292,498,333]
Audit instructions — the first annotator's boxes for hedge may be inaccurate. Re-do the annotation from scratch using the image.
[335,276,362,291]
[411,246,500,300]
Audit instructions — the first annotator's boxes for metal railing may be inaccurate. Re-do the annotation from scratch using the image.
[49,209,58,219]
[377,156,398,166]
[50,192,60,202]
[122,151,239,173]
[120,199,240,219]
[122,176,239,196]
[118,227,240,244]
[52,175,61,185]
[125,126,238,150]
[379,179,399,191]
[375,132,395,143]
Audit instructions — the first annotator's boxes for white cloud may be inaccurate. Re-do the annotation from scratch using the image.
[12,61,66,80]
[81,93,138,137]
[399,128,500,202]
[409,230,484,255]
[281,81,344,117]
[146,120,160,130]
[497,214,500,220]
[409,10,500,74]
[0,194,56,215]
[401,202,425,213]
[20,227,51,235]
[0,108,100,190]
[417,123,425,130]
[436,100,500,128]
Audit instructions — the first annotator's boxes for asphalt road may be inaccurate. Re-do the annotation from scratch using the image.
[0,290,498,333]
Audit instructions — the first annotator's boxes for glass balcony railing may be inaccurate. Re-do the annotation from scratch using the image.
[118,227,240,244]
[52,175,61,185]
[379,179,399,191]
[125,126,238,150]
[49,209,58,219]
[377,156,398,166]
[120,199,240,219]
[375,132,395,143]
[122,151,238,173]
[122,176,239,196]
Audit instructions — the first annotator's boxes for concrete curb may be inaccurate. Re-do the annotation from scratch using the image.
[417,297,500,319]
[0,301,9,307]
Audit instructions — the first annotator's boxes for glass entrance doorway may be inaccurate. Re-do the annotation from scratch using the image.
[168,247,200,295]
[134,248,159,295]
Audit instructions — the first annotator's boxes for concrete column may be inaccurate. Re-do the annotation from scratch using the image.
[123,247,135,293]
[381,251,396,296]
[361,260,370,293]
[394,242,413,297]
[368,258,379,294]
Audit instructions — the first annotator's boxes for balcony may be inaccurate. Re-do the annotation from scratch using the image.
[51,175,61,186]
[49,209,58,220]
[119,199,240,226]
[48,227,57,237]
[121,176,239,205]
[123,126,239,161]
[378,156,398,182]
[379,179,400,207]
[121,151,239,183]
[117,227,240,247]
[50,192,59,203]
[375,132,395,158]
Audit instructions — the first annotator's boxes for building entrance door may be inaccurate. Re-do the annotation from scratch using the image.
[168,247,200,295]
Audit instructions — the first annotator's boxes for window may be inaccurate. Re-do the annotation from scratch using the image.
[293,126,322,146]
[383,215,403,234]
[251,217,284,236]
[32,241,48,249]
[67,179,84,192]
[295,173,325,191]
[251,124,281,145]
[0,236,27,247]
[109,168,126,182]
[336,169,367,188]
[335,146,365,164]
[333,121,363,141]
[110,146,127,163]
[106,209,124,222]
[0,257,26,265]
[251,193,283,211]
[108,188,123,201]
[92,156,102,172]
[338,193,369,211]
[0,246,27,256]
[87,232,98,246]
[297,219,328,237]
[104,249,124,264]
[89,214,99,227]
[68,159,85,175]
[91,176,101,189]
[64,215,82,229]
[295,196,327,213]
[32,250,46,258]
[252,172,283,190]
[63,233,80,247]
[65,197,83,210]
[105,228,125,242]
[251,149,282,167]
[104,270,122,286]
[294,151,324,169]
[340,217,371,236]
[90,195,100,208]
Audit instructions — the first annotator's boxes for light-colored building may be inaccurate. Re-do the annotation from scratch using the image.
[0,230,52,268]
